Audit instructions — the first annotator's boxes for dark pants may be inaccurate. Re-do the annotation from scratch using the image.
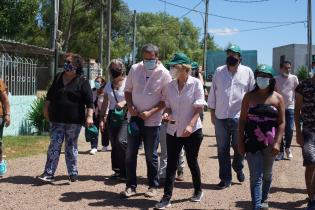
[126,126,160,189]
[90,115,110,149]
[107,113,127,176]
[163,129,203,200]
[280,109,294,152]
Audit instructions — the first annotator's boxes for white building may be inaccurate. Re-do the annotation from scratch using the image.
[272,44,315,73]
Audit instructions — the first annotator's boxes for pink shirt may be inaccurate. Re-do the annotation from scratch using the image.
[275,74,299,109]
[124,61,172,126]
[165,76,207,137]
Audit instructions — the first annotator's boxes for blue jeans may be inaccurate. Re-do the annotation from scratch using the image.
[215,118,244,183]
[44,122,82,176]
[280,109,294,152]
[246,147,275,210]
[126,126,160,189]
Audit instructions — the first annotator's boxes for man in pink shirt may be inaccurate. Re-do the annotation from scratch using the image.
[275,61,299,160]
[121,43,172,198]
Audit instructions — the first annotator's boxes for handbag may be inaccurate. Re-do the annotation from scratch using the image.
[109,83,126,127]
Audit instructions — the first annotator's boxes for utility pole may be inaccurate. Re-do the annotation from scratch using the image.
[51,0,59,77]
[203,0,209,76]
[132,10,137,65]
[307,0,312,74]
[105,0,112,80]
[99,0,104,76]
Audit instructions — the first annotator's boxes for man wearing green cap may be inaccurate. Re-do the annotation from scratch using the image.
[122,43,172,198]
[208,44,255,189]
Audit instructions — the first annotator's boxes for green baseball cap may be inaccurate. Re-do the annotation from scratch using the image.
[168,53,191,66]
[191,61,199,70]
[256,64,276,76]
[226,44,242,55]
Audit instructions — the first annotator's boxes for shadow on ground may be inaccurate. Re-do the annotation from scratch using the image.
[60,190,156,209]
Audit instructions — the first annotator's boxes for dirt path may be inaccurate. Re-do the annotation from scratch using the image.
[0,114,308,209]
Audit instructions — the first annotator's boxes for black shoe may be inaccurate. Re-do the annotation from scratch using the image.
[37,173,55,183]
[109,172,121,179]
[68,174,78,182]
[237,171,245,182]
[215,181,231,190]
[175,171,184,181]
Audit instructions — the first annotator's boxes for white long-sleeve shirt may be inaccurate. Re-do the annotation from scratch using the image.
[208,64,255,119]
[165,76,207,137]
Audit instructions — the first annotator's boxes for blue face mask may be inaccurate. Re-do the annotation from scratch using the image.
[312,68,315,74]
[143,59,156,70]
[94,81,101,90]
[256,77,270,89]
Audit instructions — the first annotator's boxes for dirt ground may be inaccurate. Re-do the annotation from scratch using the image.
[0,114,309,210]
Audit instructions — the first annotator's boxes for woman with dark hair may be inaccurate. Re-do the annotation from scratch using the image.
[238,64,285,210]
[99,59,127,180]
[37,52,94,183]
[88,76,110,155]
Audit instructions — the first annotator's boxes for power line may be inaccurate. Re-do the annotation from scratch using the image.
[209,21,305,35]
[178,0,203,19]
[222,0,270,3]
[157,0,306,24]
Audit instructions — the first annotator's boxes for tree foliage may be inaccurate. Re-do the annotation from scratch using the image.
[1,0,219,66]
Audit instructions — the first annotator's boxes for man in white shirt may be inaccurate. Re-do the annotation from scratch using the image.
[121,43,172,198]
[208,44,255,189]
[275,61,299,160]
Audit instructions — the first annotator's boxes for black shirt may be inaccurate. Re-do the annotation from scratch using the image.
[295,79,315,132]
[47,72,93,124]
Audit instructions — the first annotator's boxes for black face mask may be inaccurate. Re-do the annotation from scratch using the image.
[110,69,122,79]
[226,56,239,66]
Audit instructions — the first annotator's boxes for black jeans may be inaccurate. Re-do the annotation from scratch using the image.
[163,129,203,200]
[90,115,110,149]
[107,111,127,177]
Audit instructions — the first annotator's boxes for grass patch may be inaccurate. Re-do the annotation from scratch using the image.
[3,135,50,159]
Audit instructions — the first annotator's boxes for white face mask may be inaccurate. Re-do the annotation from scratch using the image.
[256,77,270,89]
[282,72,289,77]
[170,67,177,79]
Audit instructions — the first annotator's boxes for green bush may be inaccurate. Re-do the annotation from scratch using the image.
[27,95,49,135]
[296,65,309,81]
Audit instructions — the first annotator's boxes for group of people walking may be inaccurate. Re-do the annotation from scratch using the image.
[0,42,312,210]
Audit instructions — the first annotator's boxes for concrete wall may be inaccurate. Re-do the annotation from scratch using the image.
[3,95,37,136]
[273,44,315,74]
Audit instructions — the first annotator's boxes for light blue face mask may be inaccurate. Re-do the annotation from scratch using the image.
[94,81,101,90]
[312,68,315,74]
[143,59,156,70]
[256,77,270,89]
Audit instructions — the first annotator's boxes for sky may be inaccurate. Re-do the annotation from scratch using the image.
[124,0,313,65]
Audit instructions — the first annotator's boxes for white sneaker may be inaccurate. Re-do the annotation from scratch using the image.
[285,148,293,159]
[89,148,98,155]
[101,146,110,152]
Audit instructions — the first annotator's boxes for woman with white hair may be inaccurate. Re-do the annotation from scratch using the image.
[155,53,207,209]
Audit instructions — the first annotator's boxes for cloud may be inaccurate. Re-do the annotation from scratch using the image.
[208,28,240,36]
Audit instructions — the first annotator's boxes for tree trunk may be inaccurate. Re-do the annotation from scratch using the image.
[63,0,76,52]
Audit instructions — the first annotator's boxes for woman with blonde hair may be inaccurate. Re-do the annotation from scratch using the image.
[155,53,207,209]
